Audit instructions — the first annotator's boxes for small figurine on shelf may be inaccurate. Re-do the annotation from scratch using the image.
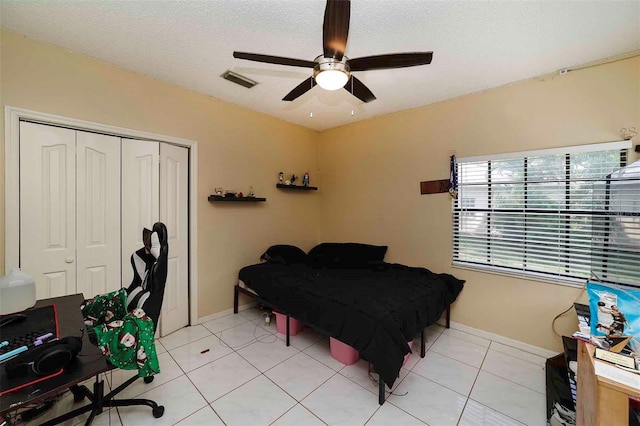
[215,187,223,196]
[248,186,255,197]
[279,172,284,184]
[302,172,310,187]
[290,174,298,185]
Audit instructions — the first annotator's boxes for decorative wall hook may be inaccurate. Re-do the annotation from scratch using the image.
[620,127,637,140]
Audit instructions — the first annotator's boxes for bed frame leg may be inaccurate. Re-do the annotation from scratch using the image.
[421,329,426,358]
[286,314,290,346]
[233,285,239,314]
[378,376,385,405]
[446,303,451,329]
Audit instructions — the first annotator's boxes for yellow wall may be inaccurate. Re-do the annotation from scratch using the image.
[318,56,640,352]
[0,31,321,318]
[2,30,639,351]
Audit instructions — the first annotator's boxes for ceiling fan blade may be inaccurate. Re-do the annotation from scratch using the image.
[323,0,350,60]
[344,75,376,103]
[348,52,433,71]
[233,52,316,68]
[282,77,317,101]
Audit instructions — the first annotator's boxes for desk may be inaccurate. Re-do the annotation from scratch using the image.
[576,340,640,425]
[0,294,109,416]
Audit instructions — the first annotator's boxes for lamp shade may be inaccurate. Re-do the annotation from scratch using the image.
[315,69,349,91]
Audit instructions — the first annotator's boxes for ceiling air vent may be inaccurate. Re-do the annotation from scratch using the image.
[221,70,257,89]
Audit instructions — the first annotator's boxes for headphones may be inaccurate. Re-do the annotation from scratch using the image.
[4,336,82,378]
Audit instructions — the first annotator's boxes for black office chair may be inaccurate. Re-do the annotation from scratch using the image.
[45,222,169,425]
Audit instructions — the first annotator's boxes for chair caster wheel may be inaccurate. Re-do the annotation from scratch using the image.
[144,376,154,384]
[153,406,164,418]
[70,386,85,402]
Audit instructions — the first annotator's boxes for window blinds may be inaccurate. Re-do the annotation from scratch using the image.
[452,142,639,286]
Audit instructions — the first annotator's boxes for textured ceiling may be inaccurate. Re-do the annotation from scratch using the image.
[1,1,638,131]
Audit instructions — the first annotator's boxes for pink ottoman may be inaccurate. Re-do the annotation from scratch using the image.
[330,337,360,365]
[274,312,304,336]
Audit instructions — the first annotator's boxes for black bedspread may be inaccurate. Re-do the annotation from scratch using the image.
[238,262,464,387]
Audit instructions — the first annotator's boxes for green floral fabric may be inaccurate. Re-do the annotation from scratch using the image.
[81,289,160,378]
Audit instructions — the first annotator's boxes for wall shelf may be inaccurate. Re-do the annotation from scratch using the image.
[208,195,266,202]
[276,184,318,191]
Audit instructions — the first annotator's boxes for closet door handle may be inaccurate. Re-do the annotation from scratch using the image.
[65,257,75,264]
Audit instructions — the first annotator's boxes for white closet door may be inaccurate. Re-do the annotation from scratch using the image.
[121,139,159,288]
[20,122,76,299]
[160,144,189,335]
[76,131,121,297]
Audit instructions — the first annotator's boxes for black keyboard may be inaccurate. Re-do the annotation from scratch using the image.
[0,329,52,356]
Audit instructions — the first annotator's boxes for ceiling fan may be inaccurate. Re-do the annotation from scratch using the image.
[233,0,433,103]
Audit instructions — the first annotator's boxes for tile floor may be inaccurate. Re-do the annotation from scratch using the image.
[20,308,548,425]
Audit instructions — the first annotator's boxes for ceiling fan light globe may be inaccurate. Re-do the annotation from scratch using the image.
[315,69,349,91]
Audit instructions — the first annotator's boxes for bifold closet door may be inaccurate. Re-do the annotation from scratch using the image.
[20,122,76,299]
[160,143,189,335]
[76,131,121,296]
[121,139,159,287]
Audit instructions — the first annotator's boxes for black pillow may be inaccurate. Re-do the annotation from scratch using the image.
[307,243,388,268]
[260,245,307,265]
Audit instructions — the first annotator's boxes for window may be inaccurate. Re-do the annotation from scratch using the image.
[452,142,640,287]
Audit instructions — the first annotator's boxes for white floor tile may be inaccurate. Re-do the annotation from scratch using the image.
[106,351,183,399]
[155,340,167,355]
[303,337,347,371]
[217,321,273,350]
[426,323,445,339]
[202,313,248,333]
[117,375,207,425]
[265,352,336,400]
[240,307,266,322]
[443,328,491,348]
[212,375,296,426]
[237,338,300,372]
[271,404,326,426]
[158,325,212,351]
[365,402,425,426]
[470,371,546,426]
[21,389,120,426]
[187,352,261,402]
[280,328,325,351]
[168,335,233,372]
[481,350,546,394]
[489,342,547,367]
[459,399,525,426]
[388,372,466,426]
[340,359,409,395]
[412,351,479,396]
[430,334,488,368]
[174,405,225,425]
[301,374,380,426]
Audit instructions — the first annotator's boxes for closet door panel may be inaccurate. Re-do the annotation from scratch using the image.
[121,139,160,287]
[76,131,121,296]
[20,122,76,299]
[160,144,189,335]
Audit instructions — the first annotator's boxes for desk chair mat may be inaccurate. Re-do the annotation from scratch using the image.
[0,304,61,396]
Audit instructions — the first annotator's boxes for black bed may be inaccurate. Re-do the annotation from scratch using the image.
[235,246,464,402]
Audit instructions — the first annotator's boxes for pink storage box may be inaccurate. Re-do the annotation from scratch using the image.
[403,341,414,367]
[329,337,359,365]
[274,312,304,336]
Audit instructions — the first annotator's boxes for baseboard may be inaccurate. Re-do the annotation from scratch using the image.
[195,302,257,325]
[438,319,559,359]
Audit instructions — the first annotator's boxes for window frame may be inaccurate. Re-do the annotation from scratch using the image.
[452,141,634,287]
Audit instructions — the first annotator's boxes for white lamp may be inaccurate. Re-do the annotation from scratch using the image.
[315,69,349,91]
[314,56,350,91]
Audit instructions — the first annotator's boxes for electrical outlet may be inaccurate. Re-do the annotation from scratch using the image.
[264,314,271,326]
